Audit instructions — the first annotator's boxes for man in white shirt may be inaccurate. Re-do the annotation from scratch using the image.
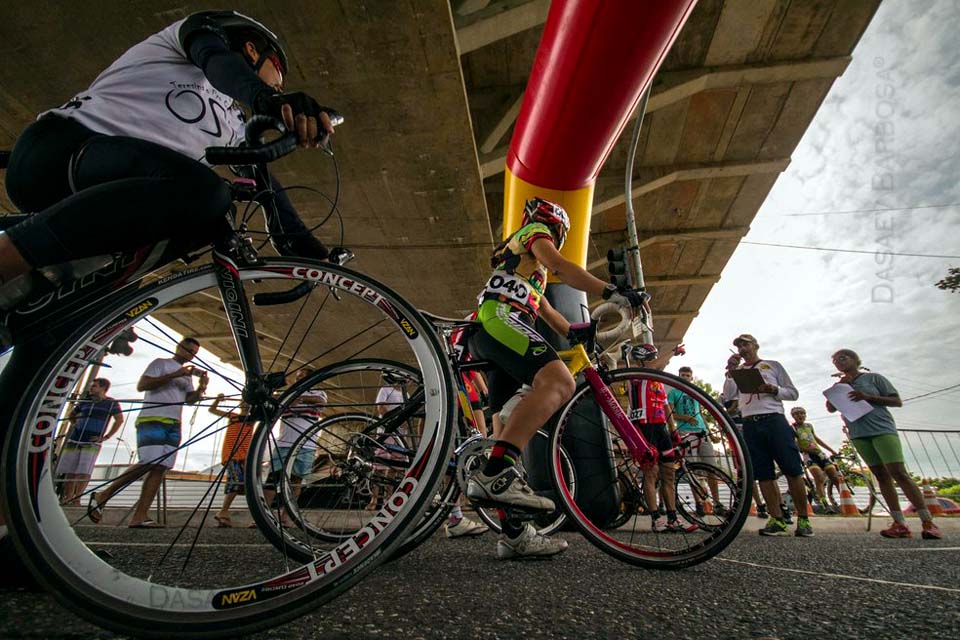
[89,337,207,528]
[724,334,811,537]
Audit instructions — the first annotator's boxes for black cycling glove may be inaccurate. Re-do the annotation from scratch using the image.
[601,283,650,309]
[255,92,342,129]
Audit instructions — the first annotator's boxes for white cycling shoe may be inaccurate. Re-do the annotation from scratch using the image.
[466,465,555,512]
[496,523,569,560]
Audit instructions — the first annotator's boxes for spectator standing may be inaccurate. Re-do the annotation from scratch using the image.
[789,407,842,513]
[669,366,727,518]
[720,379,769,518]
[827,349,943,539]
[57,378,123,505]
[723,334,811,537]
[209,394,253,527]
[90,338,206,528]
[624,348,693,533]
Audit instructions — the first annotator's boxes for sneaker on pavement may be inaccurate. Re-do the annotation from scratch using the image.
[758,517,789,537]
[695,503,705,518]
[880,522,912,539]
[780,509,793,525]
[466,465,555,512]
[445,517,489,538]
[794,518,814,537]
[666,519,699,533]
[496,523,568,560]
[651,516,668,532]
[713,503,730,518]
[921,521,944,540]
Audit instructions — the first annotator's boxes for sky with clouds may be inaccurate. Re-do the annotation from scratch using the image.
[669,0,960,476]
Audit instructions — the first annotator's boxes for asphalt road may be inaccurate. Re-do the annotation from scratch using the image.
[1,518,958,640]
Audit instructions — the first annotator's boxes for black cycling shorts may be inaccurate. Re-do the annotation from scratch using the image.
[637,422,675,460]
[806,450,833,470]
[4,114,232,268]
[468,301,559,413]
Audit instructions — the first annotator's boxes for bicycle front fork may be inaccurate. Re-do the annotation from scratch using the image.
[582,367,658,467]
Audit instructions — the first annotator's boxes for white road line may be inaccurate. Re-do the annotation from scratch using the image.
[717,558,960,593]
[865,547,960,552]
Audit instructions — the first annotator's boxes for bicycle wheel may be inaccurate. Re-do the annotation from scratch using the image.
[548,367,752,569]
[605,469,647,530]
[675,462,739,531]
[248,358,460,562]
[0,258,455,638]
[471,429,576,537]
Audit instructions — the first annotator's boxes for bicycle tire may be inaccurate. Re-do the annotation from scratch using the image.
[0,258,455,638]
[548,367,753,569]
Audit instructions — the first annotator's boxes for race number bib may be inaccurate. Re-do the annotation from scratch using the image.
[483,273,530,306]
[629,407,645,421]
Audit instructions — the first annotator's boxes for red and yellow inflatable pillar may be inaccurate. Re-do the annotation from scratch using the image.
[503,1,699,523]
[503,0,698,316]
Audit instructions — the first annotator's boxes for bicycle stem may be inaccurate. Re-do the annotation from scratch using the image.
[582,366,658,467]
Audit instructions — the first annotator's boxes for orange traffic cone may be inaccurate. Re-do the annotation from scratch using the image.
[923,485,944,516]
[839,478,859,516]
[702,500,714,515]
[749,502,758,516]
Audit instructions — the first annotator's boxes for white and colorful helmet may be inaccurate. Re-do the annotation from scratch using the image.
[522,197,571,249]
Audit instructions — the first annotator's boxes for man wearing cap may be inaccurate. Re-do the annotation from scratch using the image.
[723,334,811,537]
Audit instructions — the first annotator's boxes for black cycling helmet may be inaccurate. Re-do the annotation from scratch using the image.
[182,11,288,76]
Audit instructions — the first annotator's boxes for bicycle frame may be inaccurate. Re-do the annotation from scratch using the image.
[557,343,658,467]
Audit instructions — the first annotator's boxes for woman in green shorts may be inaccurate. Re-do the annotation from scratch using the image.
[826,349,943,540]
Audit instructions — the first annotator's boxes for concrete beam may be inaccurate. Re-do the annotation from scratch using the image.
[454,0,492,16]
[655,311,699,320]
[644,274,721,287]
[585,229,746,270]
[638,226,748,249]
[592,159,789,215]
[456,0,549,55]
[648,57,851,113]
[480,91,524,153]
[476,56,846,178]
[479,145,510,178]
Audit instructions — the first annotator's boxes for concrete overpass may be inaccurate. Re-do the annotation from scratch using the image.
[0,0,881,368]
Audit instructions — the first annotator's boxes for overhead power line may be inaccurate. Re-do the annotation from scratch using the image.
[739,240,960,260]
[903,383,960,403]
[781,203,960,217]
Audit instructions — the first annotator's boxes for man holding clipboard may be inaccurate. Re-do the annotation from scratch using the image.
[722,334,811,537]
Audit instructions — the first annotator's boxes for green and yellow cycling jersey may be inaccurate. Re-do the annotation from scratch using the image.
[793,421,822,453]
[478,222,553,318]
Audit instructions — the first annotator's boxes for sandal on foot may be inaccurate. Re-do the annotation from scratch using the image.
[128,519,165,529]
[213,515,233,528]
[87,492,104,524]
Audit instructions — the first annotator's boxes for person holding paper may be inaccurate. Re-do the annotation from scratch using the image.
[826,349,943,540]
[724,334,811,537]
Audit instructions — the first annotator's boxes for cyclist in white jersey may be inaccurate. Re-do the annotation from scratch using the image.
[0,11,339,305]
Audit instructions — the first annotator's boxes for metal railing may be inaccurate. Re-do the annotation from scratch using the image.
[899,429,960,481]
